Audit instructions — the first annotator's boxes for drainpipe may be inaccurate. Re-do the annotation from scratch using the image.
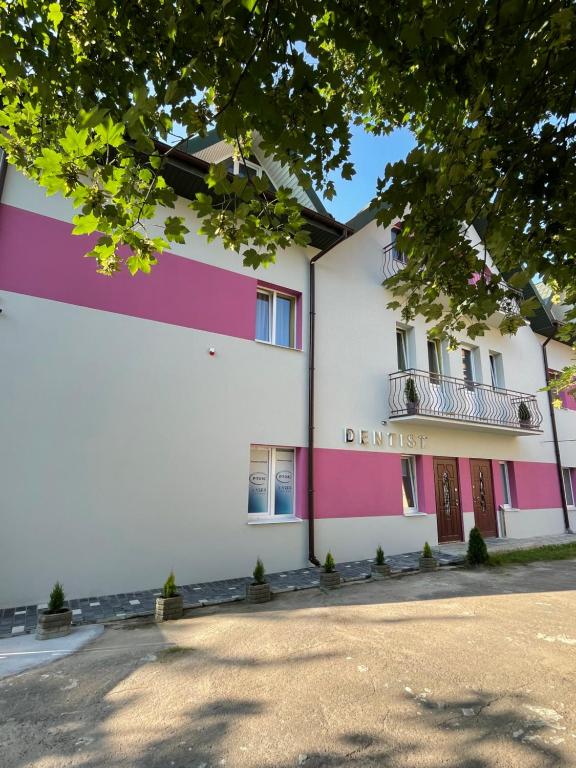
[0,148,7,202]
[307,231,349,565]
[541,326,572,532]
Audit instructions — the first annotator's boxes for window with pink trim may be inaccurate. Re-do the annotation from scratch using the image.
[255,282,302,350]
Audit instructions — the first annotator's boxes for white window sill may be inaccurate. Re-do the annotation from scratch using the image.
[247,517,303,525]
[403,511,427,517]
[255,339,302,352]
[501,507,520,513]
[567,505,576,511]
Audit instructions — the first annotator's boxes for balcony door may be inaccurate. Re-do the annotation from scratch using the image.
[470,459,498,538]
[434,457,463,543]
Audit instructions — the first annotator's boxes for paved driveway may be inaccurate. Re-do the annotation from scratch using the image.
[2,562,576,767]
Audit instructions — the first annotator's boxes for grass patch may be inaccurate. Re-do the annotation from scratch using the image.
[489,542,576,567]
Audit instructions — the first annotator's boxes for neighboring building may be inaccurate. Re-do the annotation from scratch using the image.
[0,138,574,607]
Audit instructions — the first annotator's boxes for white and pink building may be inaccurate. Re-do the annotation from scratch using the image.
[1,136,575,608]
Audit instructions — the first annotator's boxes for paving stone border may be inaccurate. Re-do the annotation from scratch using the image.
[1,533,573,638]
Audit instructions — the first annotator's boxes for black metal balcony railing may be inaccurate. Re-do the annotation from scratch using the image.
[381,243,523,316]
[389,369,543,431]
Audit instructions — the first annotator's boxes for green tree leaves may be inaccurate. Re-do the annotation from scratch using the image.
[0,0,574,382]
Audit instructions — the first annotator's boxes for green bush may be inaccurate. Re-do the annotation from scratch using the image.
[376,545,385,566]
[163,571,178,598]
[323,551,336,573]
[422,542,433,559]
[467,527,490,566]
[253,558,266,584]
[518,401,531,421]
[48,582,65,612]
[405,377,419,404]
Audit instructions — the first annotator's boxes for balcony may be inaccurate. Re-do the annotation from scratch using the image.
[381,243,523,316]
[388,369,543,434]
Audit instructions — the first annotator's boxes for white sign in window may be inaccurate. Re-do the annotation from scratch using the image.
[248,446,295,518]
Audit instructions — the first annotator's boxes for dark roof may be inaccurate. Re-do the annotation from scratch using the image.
[158,144,350,250]
[346,201,390,231]
[180,129,331,218]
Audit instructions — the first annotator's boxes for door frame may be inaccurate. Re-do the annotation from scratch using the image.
[433,456,464,543]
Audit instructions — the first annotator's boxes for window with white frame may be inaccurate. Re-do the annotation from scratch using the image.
[499,461,512,507]
[401,455,418,513]
[391,227,407,264]
[489,352,504,388]
[396,327,410,371]
[256,289,296,348]
[461,346,479,390]
[562,467,575,508]
[248,446,295,518]
[427,338,442,384]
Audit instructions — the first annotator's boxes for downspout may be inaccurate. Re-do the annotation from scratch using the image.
[307,230,349,565]
[541,325,572,532]
[0,148,7,202]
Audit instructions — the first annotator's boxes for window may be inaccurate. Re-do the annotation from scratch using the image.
[461,346,478,390]
[248,446,295,518]
[396,328,409,371]
[256,289,296,348]
[391,227,407,264]
[427,338,442,384]
[401,455,418,513]
[562,468,575,508]
[490,352,504,388]
[499,461,512,507]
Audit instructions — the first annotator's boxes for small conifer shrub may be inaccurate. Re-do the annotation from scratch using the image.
[253,558,266,584]
[422,542,433,559]
[163,571,178,598]
[48,582,65,612]
[467,527,490,566]
[405,377,419,404]
[323,551,336,573]
[376,545,385,566]
[518,401,531,422]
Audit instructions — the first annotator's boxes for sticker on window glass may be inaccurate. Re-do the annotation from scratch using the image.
[248,450,269,514]
[274,450,294,515]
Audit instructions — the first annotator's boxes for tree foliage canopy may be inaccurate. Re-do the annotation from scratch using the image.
[1,0,575,349]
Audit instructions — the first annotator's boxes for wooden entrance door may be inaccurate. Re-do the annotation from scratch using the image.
[434,457,463,543]
[470,459,498,538]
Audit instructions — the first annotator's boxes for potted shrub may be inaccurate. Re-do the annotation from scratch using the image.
[518,401,531,428]
[155,571,183,622]
[36,582,73,640]
[405,377,419,415]
[320,551,341,589]
[371,545,391,578]
[467,526,490,566]
[246,558,272,603]
[419,542,438,571]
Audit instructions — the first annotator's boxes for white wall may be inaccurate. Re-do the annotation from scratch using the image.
[0,169,313,607]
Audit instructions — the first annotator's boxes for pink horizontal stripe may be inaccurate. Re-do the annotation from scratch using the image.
[313,449,563,519]
[315,448,404,518]
[0,204,257,338]
[511,460,562,509]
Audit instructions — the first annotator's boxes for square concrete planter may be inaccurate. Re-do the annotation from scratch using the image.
[419,556,438,572]
[36,608,73,640]
[320,570,341,589]
[246,582,272,603]
[155,595,183,622]
[371,563,391,579]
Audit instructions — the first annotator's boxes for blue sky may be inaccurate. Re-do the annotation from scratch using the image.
[323,125,415,223]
